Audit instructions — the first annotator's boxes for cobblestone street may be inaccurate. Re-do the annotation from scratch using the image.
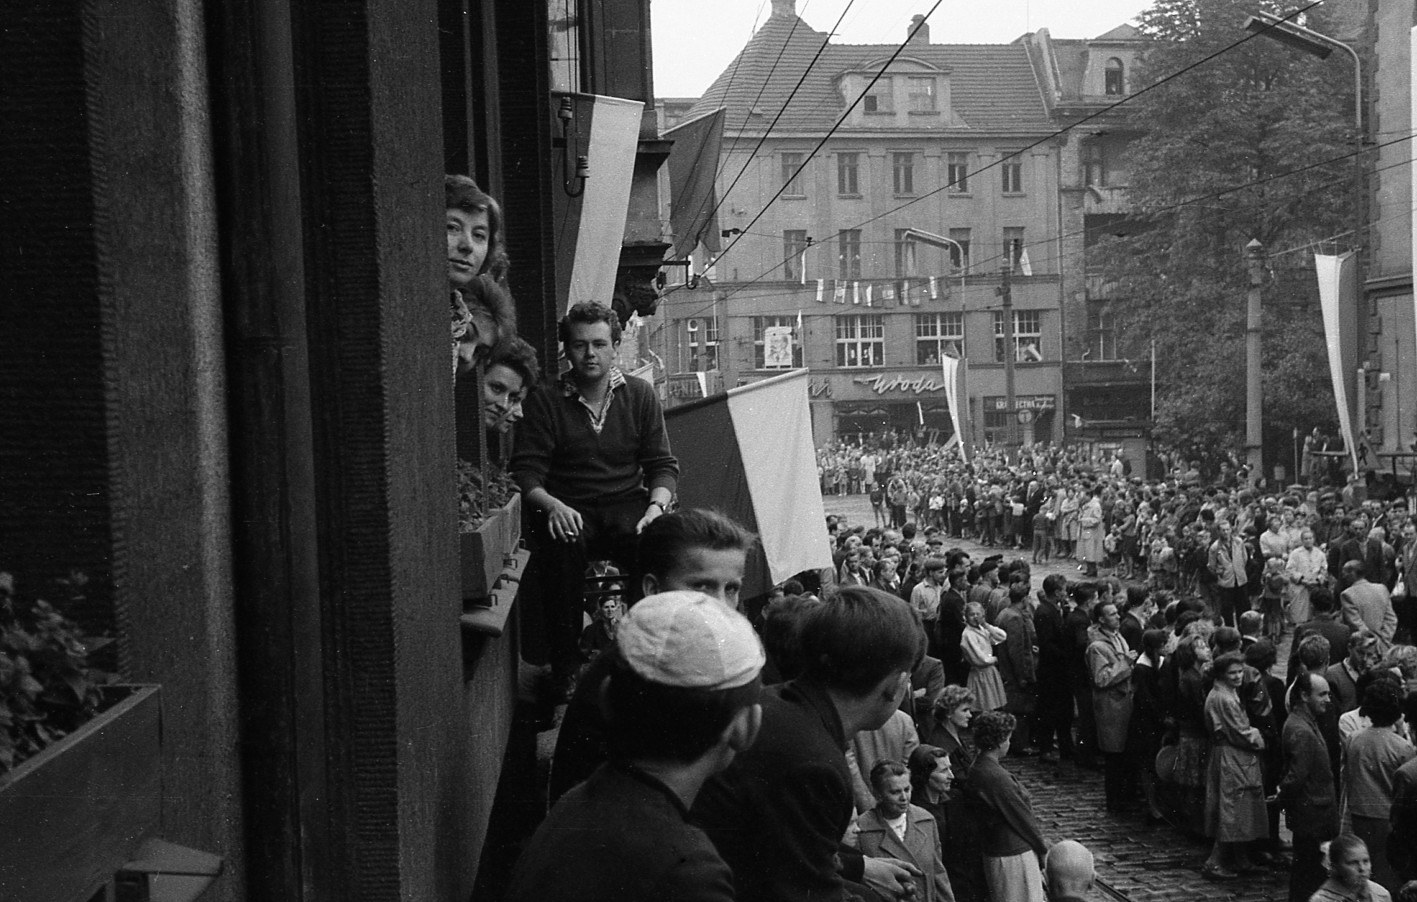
[825,493,1293,902]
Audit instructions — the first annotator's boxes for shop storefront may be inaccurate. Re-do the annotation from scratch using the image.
[815,372,957,444]
[981,394,1057,445]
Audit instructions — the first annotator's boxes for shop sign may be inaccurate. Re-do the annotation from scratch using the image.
[984,394,1056,412]
[852,374,944,395]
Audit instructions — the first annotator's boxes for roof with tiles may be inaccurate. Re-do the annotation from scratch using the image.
[688,9,1056,136]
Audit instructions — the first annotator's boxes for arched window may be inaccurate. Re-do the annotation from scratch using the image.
[1104,58,1124,95]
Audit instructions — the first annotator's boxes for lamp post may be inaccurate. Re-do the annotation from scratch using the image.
[1246,239,1266,482]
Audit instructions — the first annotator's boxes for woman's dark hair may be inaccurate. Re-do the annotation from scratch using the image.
[1208,651,1246,684]
[638,509,756,582]
[972,710,1016,752]
[868,758,910,794]
[1141,628,1167,659]
[907,744,947,799]
[1210,626,1242,654]
[486,335,539,390]
[445,175,508,280]
[1358,675,1404,727]
[760,594,816,683]
[1172,634,1203,671]
[799,586,924,697]
[1244,638,1277,673]
[558,300,622,345]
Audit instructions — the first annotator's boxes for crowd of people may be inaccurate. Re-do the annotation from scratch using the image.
[806,434,1417,900]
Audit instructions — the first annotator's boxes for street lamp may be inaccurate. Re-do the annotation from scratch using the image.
[1244,12,1364,247]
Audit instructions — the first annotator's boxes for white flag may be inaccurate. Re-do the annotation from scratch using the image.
[1019,248,1033,277]
[816,279,825,304]
[865,284,873,307]
[852,282,861,305]
[929,277,939,300]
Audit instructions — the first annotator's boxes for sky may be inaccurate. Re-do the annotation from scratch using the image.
[651,0,1150,98]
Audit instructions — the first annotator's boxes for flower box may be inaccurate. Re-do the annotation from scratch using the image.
[461,495,521,600]
[0,684,162,902]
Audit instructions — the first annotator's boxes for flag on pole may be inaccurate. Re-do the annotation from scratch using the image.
[797,308,804,339]
[852,282,861,305]
[864,284,873,307]
[917,401,924,425]
[929,277,939,301]
[558,92,645,312]
[664,369,833,598]
[816,279,825,304]
[1019,248,1033,277]
[833,282,846,304]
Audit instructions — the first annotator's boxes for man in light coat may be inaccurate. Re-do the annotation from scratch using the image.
[1339,560,1396,647]
[1208,519,1249,627]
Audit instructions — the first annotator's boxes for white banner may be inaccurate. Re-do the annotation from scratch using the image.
[941,355,968,462]
[566,94,644,312]
[1316,252,1361,472]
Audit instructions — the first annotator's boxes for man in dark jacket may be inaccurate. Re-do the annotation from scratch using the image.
[1277,672,1339,902]
[505,590,764,902]
[694,587,926,902]
[1033,574,1073,763]
[935,551,971,686]
[996,581,1039,755]
[1064,582,1100,769]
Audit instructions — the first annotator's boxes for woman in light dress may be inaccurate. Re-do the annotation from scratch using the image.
[961,601,1008,712]
[1286,528,1329,627]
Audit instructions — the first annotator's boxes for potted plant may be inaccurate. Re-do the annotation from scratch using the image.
[457,461,521,600]
[0,571,162,902]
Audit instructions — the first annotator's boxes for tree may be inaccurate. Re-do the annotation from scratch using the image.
[1094,0,1354,473]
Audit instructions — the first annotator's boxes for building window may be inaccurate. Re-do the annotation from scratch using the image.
[1002,227,1025,271]
[894,229,916,278]
[907,77,936,112]
[892,153,915,195]
[783,229,809,282]
[993,310,1043,363]
[753,315,805,369]
[781,152,806,197]
[1083,142,1107,187]
[948,228,971,272]
[863,77,894,113]
[914,312,964,364]
[947,152,969,193]
[837,152,860,195]
[1105,58,1125,95]
[835,314,884,368]
[676,316,720,373]
[839,230,862,280]
[1001,159,1023,194]
[1086,307,1118,361]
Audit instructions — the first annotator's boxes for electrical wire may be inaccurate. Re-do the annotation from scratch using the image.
[688,0,861,246]
[700,0,1325,292]
[662,133,1414,318]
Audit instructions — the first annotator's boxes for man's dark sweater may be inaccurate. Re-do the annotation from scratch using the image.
[510,373,678,509]
[692,680,866,902]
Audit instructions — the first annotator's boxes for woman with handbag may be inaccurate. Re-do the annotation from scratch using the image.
[1201,651,1269,880]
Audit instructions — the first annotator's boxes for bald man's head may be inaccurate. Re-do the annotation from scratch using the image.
[1045,840,1095,898]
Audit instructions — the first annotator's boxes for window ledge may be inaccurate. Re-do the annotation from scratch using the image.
[781,194,807,200]
[461,548,530,638]
[863,110,896,116]
[908,110,941,116]
[893,193,917,199]
[1001,192,1027,197]
[838,193,863,199]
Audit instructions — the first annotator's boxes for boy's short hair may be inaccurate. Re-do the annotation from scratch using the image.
[445,175,507,280]
[1296,633,1332,670]
[638,509,756,582]
[1237,610,1262,635]
[558,301,622,345]
[799,586,924,697]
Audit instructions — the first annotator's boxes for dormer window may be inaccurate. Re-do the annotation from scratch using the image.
[863,77,894,113]
[1105,58,1124,95]
[907,77,936,112]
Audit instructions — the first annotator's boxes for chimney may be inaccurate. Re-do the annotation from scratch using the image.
[770,0,796,19]
[908,14,930,44]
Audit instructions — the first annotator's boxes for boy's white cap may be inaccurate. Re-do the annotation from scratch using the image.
[617,590,765,690]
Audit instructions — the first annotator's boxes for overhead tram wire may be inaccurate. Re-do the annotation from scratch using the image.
[701,0,947,278]
[690,0,861,238]
[710,1,811,184]
[704,0,1325,298]
[666,131,1413,319]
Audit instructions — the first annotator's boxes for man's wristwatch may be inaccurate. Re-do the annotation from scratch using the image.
[648,499,667,513]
